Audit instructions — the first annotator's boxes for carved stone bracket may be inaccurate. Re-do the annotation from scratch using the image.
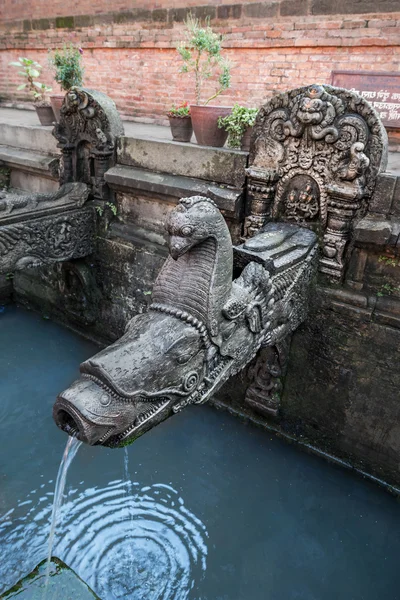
[245,84,388,280]
[245,335,292,418]
[53,88,124,200]
[0,183,95,273]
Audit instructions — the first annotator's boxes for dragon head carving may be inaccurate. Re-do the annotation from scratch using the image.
[53,197,317,446]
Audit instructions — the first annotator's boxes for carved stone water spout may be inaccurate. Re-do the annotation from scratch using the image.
[53,196,318,446]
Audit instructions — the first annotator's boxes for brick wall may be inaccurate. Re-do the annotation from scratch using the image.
[1,1,399,133]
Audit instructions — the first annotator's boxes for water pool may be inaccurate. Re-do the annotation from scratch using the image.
[1,305,399,599]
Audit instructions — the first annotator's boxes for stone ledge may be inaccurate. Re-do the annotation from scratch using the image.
[116,136,248,188]
[0,122,59,154]
[105,165,244,220]
[0,145,59,178]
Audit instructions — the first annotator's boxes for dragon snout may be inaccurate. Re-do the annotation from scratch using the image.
[53,378,118,445]
[53,397,111,445]
[168,236,194,260]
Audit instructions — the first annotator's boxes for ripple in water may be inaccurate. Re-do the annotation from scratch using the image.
[0,473,208,599]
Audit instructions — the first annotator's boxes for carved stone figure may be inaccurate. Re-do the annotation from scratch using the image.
[0,183,95,273]
[53,197,317,446]
[53,88,124,200]
[245,84,388,279]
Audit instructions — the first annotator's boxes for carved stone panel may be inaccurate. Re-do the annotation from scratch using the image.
[53,88,124,200]
[245,84,388,279]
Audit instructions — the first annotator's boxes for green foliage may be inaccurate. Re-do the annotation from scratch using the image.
[378,254,400,268]
[106,202,118,216]
[376,282,400,297]
[9,57,52,104]
[177,15,231,105]
[218,104,258,148]
[95,205,104,217]
[168,102,191,117]
[48,44,84,91]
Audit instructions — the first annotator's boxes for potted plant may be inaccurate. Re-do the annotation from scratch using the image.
[167,102,193,142]
[177,15,232,147]
[218,105,259,152]
[9,57,54,126]
[48,44,84,122]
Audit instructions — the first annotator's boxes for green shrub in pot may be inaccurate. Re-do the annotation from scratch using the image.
[218,104,259,149]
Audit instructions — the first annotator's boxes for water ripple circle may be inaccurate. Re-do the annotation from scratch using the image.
[0,479,208,600]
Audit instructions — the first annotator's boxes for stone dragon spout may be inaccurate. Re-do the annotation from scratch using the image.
[53,196,318,446]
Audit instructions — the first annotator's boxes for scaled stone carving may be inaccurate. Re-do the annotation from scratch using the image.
[245,84,388,279]
[53,88,124,200]
[0,183,95,273]
[53,197,317,446]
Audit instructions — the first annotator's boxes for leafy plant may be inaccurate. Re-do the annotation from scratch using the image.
[177,15,231,105]
[168,102,191,118]
[48,44,84,91]
[378,254,400,268]
[376,282,400,297]
[106,202,118,216]
[9,57,52,106]
[218,104,258,148]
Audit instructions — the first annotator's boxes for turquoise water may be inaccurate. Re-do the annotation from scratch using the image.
[1,305,400,600]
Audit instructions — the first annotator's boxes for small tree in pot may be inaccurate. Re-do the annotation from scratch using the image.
[177,16,232,147]
[167,102,193,143]
[10,57,54,125]
[218,105,259,151]
[48,44,84,122]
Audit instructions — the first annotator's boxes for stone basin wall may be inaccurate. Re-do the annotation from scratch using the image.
[2,114,400,489]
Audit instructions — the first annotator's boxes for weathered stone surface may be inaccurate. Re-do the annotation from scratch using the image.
[391,175,400,217]
[2,559,98,599]
[282,291,400,487]
[243,2,279,18]
[10,170,59,194]
[311,0,400,15]
[105,165,244,221]
[0,123,59,154]
[0,145,59,179]
[354,216,392,246]
[369,172,397,214]
[116,136,248,188]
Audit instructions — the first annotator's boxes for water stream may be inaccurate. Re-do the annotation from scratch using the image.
[43,436,82,588]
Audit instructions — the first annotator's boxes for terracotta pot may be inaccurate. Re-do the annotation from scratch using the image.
[50,94,65,123]
[190,105,232,147]
[35,105,55,126]
[240,126,254,152]
[168,115,193,143]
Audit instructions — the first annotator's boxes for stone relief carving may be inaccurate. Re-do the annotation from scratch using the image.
[53,88,124,200]
[53,197,317,446]
[245,84,388,280]
[0,183,95,273]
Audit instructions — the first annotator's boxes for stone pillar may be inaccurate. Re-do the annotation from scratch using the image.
[320,184,362,280]
[93,153,112,200]
[61,146,74,184]
[243,167,279,238]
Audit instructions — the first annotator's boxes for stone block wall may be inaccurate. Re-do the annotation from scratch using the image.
[1,1,400,147]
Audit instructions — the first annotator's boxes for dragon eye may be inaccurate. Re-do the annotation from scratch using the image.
[180,225,193,236]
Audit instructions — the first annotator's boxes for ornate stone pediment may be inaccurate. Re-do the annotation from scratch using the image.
[245,84,388,279]
[53,88,124,200]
